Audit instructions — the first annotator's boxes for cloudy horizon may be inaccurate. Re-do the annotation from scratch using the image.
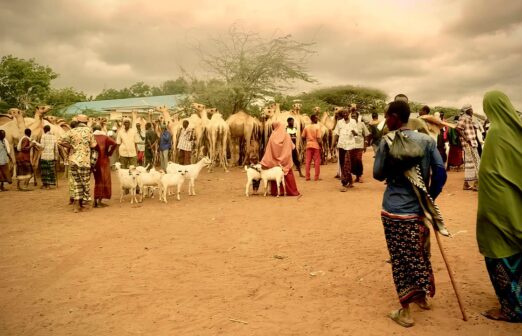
[1,0,521,113]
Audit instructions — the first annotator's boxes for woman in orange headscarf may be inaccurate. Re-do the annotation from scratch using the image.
[261,122,300,196]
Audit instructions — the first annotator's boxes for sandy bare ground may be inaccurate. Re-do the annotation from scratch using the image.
[0,152,520,336]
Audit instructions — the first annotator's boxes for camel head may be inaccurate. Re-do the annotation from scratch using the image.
[261,104,276,119]
[191,103,206,112]
[313,106,321,114]
[155,105,169,114]
[44,115,60,124]
[207,108,217,115]
[8,108,24,119]
[34,105,51,117]
[292,103,302,114]
[87,117,97,127]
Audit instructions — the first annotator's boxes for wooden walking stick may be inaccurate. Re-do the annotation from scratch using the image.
[434,230,468,321]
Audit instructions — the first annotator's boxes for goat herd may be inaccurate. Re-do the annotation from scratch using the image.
[113,156,287,205]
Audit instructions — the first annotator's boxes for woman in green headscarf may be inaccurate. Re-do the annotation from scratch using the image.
[477,90,522,322]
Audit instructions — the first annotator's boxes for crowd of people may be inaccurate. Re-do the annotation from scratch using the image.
[0,91,520,327]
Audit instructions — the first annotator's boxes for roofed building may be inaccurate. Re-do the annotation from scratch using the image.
[64,94,188,120]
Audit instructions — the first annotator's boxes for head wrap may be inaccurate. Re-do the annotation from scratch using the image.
[260,122,294,174]
[76,114,88,123]
[476,91,522,258]
[461,104,472,112]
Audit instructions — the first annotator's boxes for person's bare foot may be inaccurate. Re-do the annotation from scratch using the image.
[355,177,363,183]
[73,201,80,213]
[389,308,414,328]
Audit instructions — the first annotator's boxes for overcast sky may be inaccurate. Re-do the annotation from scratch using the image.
[1,0,521,113]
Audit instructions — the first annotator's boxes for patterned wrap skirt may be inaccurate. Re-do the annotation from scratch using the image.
[463,146,480,182]
[70,164,91,201]
[381,211,435,306]
[485,252,522,322]
[16,160,33,177]
[40,159,56,186]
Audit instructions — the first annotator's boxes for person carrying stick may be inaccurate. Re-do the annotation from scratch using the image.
[373,100,448,328]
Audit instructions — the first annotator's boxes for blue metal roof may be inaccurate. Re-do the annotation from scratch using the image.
[63,94,188,115]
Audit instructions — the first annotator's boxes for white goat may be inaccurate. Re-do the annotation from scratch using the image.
[261,166,286,197]
[159,170,187,203]
[135,165,163,202]
[167,157,211,196]
[114,162,140,204]
[244,164,262,197]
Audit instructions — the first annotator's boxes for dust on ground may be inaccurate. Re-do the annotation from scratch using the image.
[0,152,519,335]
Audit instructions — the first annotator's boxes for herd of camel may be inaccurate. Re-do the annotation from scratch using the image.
[0,102,340,182]
[151,102,339,171]
[0,101,450,183]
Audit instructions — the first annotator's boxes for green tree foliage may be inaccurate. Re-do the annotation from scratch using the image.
[94,78,190,100]
[128,81,152,97]
[197,26,316,113]
[46,87,88,116]
[276,85,387,115]
[160,78,189,95]
[94,88,127,101]
[0,55,58,112]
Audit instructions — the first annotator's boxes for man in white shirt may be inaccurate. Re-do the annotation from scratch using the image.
[116,119,140,169]
[332,109,357,191]
[349,109,369,183]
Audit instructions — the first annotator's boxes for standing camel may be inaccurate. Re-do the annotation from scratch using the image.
[206,112,230,172]
[0,106,50,182]
[226,111,260,166]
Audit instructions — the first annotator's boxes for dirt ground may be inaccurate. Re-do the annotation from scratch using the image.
[0,152,520,336]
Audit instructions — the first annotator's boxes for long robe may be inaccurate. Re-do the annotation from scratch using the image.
[94,134,117,199]
[262,122,300,196]
[477,90,522,259]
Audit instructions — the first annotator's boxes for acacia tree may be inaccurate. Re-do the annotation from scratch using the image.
[298,85,388,114]
[197,27,316,113]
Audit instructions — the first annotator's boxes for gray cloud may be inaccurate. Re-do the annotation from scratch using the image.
[0,0,521,113]
[446,0,522,36]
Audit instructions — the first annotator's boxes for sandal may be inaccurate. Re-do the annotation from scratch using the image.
[415,298,431,310]
[389,309,414,328]
[481,308,510,322]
